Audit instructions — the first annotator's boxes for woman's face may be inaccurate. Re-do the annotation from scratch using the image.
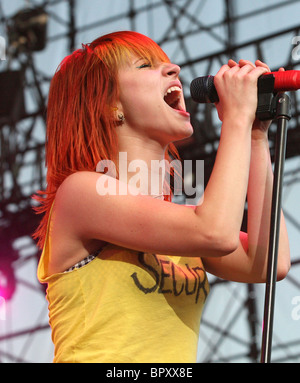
[116,54,194,146]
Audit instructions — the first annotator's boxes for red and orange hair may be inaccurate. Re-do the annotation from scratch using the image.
[33,31,180,249]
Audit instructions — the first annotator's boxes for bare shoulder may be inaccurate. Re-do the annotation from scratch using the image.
[53,170,110,242]
[49,171,106,273]
[56,171,100,199]
[54,171,107,217]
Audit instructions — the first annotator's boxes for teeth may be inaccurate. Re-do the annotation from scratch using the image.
[164,86,181,97]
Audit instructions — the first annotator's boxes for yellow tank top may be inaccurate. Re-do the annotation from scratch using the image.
[37,205,210,363]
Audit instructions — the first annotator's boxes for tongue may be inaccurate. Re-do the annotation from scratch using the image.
[164,91,180,108]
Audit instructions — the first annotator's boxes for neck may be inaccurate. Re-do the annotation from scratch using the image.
[117,136,167,199]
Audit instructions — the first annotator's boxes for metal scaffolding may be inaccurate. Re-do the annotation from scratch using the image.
[0,0,299,363]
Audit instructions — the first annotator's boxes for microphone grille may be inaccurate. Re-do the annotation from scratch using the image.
[190,75,219,103]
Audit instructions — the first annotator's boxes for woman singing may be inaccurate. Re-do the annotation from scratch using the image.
[34,31,290,363]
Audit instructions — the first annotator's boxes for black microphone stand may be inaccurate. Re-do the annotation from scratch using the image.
[256,76,291,363]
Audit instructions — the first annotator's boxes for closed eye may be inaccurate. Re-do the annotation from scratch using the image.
[137,62,151,69]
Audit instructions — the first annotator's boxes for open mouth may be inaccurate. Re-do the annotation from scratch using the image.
[164,86,182,110]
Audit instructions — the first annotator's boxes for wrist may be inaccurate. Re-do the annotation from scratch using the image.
[251,118,271,142]
[221,115,253,134]
[251,133,270,157]
[251,128,269,144]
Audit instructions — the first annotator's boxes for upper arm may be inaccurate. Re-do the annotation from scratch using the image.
[53,171,234,258]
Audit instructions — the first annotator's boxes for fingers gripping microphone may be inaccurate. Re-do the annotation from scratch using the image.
[190,70,300,104]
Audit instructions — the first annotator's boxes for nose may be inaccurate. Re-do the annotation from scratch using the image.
[162,62,180,78]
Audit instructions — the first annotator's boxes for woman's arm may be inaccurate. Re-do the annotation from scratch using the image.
[202,60,291,283]
[202,135,290,283]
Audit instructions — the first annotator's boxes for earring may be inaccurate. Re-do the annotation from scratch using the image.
[118,112,125,123]
[111,107,125,124]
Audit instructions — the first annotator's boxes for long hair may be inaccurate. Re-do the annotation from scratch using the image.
[33,31,180,249]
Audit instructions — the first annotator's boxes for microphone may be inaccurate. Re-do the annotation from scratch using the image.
[190,70,300,103]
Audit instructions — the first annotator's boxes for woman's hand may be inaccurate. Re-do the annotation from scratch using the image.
[213,59,269,130]
[226,59,285,141]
